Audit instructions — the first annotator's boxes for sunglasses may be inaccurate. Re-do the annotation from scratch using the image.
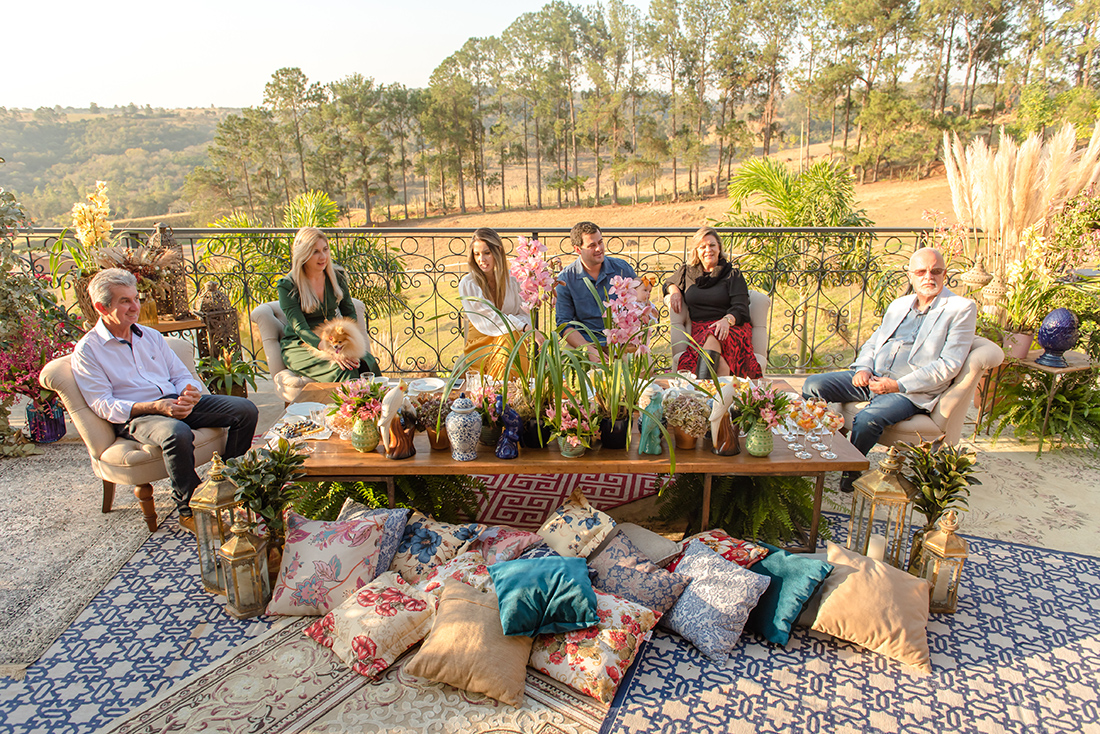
[909,268,945,277]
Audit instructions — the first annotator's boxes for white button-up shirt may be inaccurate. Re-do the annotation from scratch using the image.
[71,321,204,424]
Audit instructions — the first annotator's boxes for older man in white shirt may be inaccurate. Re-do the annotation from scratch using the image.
[71,268,259,533]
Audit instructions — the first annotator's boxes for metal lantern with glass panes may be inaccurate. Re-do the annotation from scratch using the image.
[188,453,239,594]
[217,515,271,619]
[847,445,916,568]
[916,509,969,613]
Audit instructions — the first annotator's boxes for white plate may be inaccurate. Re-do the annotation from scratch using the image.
[409,377,446,393]
[285,401,328,416]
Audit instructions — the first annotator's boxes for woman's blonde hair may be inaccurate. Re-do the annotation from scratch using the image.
[289,227,343,313]
[688,226,724,268]
[467,227,509,309]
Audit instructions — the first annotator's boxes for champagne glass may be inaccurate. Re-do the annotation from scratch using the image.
[810,418,829,452]
[819,427,838,460]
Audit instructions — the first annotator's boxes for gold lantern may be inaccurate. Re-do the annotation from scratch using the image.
[916,510,969,614]
[189,453,239,594]
[847,445,916,568]
[217,516,271,619]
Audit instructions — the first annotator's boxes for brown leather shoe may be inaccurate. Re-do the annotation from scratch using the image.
[178,515,197,535]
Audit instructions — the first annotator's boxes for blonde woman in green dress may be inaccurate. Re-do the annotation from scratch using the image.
[277,227,380,381]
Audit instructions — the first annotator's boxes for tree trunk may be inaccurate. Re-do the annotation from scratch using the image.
[534,115,543,209]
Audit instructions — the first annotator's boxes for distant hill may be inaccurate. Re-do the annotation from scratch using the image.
[0,106,235,226]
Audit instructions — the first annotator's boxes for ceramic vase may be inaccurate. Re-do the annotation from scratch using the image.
[670,424,698,450]
[1002,331,1033,360]
[745,421,774,457]
[446,394,481,461]
[1036,308,1080,368]
[558,437,586,458]
[599,417,629,450]
[425,425,450,451]
[521,419,553,448]
[25,400,66,443]
[350,417,380,453]
[480,424,502,447]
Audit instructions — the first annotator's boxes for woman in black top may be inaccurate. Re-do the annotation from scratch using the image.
[665,226,762,380]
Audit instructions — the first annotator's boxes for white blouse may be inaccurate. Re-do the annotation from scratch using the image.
[459,273,531,337]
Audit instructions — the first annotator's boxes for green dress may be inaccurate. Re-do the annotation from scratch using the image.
[277,270,380,382]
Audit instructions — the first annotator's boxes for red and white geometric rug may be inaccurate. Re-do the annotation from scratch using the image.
[474,473,659,529]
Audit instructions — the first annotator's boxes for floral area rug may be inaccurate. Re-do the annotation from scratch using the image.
[0,441,175,679]
[601,533,1100,734]
[102,617,606,734]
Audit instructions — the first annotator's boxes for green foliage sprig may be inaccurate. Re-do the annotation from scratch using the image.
[224,438,308,542]
[195,348,263,396]
[898,439,980,530]
[990,370,1100,449]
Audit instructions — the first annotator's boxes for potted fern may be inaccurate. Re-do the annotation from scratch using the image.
[899,439,981,574]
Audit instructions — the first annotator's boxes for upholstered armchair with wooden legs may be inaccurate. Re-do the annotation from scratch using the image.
[667,290,771,374]
[838,336,1006,448]
[250,299,371,405]
[40,336,228,532]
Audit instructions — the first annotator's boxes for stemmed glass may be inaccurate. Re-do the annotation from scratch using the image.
[818,427,838,460]
[810,419,829,452]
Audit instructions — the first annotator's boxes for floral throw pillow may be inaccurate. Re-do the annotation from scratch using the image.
[537,487,616,558]
[304,571,436,679]
[661,541,772,664]
[529,589,661,704]
[389,511,486,584]
[418,551,495,598]
[666,529,769,572]
[468,525,546,565]
[267,510,389,616]
[335,499,411,576]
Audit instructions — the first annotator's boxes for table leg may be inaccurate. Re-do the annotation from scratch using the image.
[386,477,396,508]
[984,364,1006,436]
[701,474,712,530]
[807,473,825,553]
[1036,374,1062,459]
[974,367,993,439]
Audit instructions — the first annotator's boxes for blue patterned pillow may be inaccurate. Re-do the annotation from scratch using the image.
[589,533,689,615]
[336,499,411,577]
[661,541,771,663]
[588,533,645,585]
[389,511,486,584]
[517,543,561,560]
[489,557,599,636]
[747,542,834,646]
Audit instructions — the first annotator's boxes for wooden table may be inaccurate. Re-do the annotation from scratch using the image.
[290,383,869,552]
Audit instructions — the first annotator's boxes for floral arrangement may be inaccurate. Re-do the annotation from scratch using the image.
[731,381,790,432]
[93,245,181,299]
[546,392,599,449]
[330,378,386,427]
[72,181,113,253]
[509,235,560,313]
[467,382,503,426]
[664,391,709,437]
[601,275,654,354]
[0,313,75,410]
[414,393,453,432]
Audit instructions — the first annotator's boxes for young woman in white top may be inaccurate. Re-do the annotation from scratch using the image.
[458,227,533,379]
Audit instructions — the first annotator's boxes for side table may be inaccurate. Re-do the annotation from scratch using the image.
[979,349,1096,458]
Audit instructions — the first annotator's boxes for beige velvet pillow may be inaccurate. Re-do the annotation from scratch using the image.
[810,542,932,674]
[405,580,533,706]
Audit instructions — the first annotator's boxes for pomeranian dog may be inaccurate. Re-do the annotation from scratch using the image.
[307,317,368,365]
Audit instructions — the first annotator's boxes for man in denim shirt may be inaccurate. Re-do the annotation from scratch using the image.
[555,221,637,361]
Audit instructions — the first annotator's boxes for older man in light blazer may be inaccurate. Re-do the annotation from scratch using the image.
[803,247,976,492]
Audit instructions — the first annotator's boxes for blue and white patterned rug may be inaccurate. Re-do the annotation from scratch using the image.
[601,535,1100,734]
[2,513,1099,734]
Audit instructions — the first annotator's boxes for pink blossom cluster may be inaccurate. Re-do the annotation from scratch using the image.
[468,384,502,425]
[0,316,74,408]
[601,275,653,354]
[333,378,385,421]
[509,236,559,312]
[734,380,790,431]
[546,395,597,447]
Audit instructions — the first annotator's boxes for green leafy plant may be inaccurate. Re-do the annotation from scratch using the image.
[899,440,980,529]
[195,348,263,396]
[656,473,828,544]
[990,370,1100,449]
[293,475,487,524]
[223,438,308,543]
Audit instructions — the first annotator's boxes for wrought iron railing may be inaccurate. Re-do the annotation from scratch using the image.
[17,226,963,375]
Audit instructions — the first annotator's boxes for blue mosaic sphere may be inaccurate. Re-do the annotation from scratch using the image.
[1037,308,1079,353]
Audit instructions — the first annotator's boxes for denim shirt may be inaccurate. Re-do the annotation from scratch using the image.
[554,256,637,344]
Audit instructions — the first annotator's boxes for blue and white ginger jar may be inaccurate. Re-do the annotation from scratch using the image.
[446,393,482,461]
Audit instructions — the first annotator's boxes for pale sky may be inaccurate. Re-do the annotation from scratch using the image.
[8,0,651,110]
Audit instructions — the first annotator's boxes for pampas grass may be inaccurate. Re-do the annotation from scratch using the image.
[942,121,1100,278]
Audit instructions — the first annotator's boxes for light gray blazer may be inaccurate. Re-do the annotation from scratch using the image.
[851,288,978,411]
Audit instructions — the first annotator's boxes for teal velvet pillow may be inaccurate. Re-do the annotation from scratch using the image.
[747,542,834,646]
[488,556,599,637]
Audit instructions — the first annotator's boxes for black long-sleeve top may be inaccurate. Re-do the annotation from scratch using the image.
[664,259,752,326]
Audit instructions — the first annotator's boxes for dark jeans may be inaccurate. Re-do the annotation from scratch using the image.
[116,394,259,516]
[802,371,923,456]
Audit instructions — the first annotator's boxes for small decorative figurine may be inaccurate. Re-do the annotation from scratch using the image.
[710,382,740,456]
[639,387,664,455]
[378,381,408,450]
[496,406,521,459]
[446,393,482,461]
[385,410,417,460]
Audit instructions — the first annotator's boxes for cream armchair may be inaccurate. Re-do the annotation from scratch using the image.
[40,336,228,532]
[838,336,1005,448]
[667,290,771,374]
[250,299,371,404]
